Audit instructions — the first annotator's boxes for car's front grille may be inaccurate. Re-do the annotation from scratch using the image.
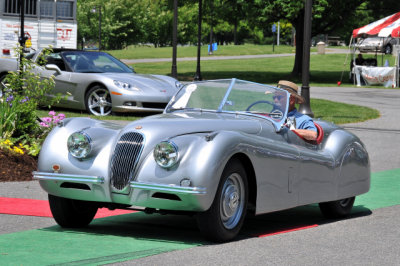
[142,102,168,109]
[110,132,145,191]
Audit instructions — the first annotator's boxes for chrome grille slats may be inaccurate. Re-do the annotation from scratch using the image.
[110,132,145,190]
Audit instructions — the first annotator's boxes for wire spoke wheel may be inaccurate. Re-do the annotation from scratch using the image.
[220,173,245,230]
[196,159,248,242]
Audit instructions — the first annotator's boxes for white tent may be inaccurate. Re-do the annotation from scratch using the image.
[353,12,400,38]
[350,12,400,87]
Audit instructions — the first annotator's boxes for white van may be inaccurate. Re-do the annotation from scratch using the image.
[0,0,77,58]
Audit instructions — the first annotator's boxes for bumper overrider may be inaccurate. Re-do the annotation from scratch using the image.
[32,171,207,211]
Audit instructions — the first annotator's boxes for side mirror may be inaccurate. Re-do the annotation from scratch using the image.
[129,66,136,73]
[45,64,62,74]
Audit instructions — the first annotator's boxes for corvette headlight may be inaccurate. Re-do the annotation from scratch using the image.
[153,141,178,168]
[67,132,92,159]
[113,80,140,91]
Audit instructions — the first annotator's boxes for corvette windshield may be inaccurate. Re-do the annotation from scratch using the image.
[61,51,133,73]
[166,79,289,128]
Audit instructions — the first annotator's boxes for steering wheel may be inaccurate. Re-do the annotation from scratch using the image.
[246,100,274,111]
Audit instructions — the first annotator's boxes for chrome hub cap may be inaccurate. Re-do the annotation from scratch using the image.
[88,89,112,116]
[220,173,244,229]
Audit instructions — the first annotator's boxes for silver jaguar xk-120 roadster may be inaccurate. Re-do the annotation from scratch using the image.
[33,79,370,242]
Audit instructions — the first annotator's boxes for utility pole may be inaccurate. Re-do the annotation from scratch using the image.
[298,0,314,117]
[19,0,25,66]
[171,0,178,78]
[194,0,202,81]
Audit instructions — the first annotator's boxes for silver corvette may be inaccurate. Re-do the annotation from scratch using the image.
[0,49,181,116]
[33,79,370,242]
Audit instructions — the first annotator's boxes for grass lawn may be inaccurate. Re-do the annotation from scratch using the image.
[37,96,379,126]
[107,44,303,59]
[38,44,387,124]
[130,53,397,87]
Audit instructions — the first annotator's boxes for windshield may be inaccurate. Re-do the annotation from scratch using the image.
[60,51,134,73]
[166,79,289,130]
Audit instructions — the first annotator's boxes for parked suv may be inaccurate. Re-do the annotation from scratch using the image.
[356,37,397,54]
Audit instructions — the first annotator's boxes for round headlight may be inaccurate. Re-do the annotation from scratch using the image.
[67,132,92,159]
[153,141,178,168]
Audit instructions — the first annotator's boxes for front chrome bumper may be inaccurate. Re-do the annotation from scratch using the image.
[33,171,105,184]
[130,181,206,195]
[32,171,208,209]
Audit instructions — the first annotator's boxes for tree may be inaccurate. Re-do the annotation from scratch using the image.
[250,0,366,76]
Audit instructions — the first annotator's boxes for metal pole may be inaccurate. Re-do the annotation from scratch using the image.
[171,0,178,78]
[298,0,314,117]
[194,0,202,81]
[208,0,213,55]
[99,7,102,50]
[19,0,25,65]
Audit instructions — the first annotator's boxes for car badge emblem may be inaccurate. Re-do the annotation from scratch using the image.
[135,125,142,130]
[160,89,167,93]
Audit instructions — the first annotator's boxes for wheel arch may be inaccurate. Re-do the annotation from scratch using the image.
[228,153,257,211]
[84,81,108,99]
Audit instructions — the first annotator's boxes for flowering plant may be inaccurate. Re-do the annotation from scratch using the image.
[40,111,66,128]
[0,139,25,155]
[0,45,65,157]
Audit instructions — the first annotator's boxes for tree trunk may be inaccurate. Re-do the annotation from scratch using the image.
[234,19,238,45]
[291,12,304,77]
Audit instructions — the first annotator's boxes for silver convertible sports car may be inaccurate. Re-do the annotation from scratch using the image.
[33,79,370,242]
[0,49,181,116]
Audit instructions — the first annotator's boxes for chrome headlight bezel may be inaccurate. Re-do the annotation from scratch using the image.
[67,131,92,159]
[153,141,179,168]
[113,80,140,91]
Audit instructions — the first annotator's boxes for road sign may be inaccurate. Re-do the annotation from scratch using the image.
[272,24,276,33]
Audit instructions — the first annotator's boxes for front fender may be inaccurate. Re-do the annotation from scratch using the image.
[37,118,123,201]
[134,130,254,211]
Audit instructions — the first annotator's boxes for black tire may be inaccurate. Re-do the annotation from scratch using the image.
[319,196,355,219]
[196,159,248,242]
[85,85,112,116]
[48,194,98,228]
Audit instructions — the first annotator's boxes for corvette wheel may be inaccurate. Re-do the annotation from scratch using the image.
[85,85,112,116]
[48,194,98,228]
[196,159,248,242]
[319,196,355,219]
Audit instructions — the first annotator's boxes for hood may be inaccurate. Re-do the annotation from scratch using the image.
[103,73,178,96]
[121,112,262,141]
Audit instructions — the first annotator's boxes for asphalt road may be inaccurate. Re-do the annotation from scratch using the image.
[109,86,400,266]
[0,85,399,265]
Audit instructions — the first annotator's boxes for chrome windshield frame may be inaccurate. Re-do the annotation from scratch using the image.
[165,79,289,132]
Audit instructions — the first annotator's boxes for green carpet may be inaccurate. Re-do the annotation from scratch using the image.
[0,168,399,265]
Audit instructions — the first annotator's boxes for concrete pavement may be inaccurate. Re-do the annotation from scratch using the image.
[0,85,399,265]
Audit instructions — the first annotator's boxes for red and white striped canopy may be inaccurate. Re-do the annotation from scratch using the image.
[353,12,400,38]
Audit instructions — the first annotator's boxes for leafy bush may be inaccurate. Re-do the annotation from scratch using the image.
[0,45,64,156]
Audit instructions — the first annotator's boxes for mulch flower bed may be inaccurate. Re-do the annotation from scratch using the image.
[0,149,37,182]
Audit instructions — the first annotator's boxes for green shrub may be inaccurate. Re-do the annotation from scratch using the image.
[0,46,64,155]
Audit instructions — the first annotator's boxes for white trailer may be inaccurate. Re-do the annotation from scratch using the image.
[0,0,77,58]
